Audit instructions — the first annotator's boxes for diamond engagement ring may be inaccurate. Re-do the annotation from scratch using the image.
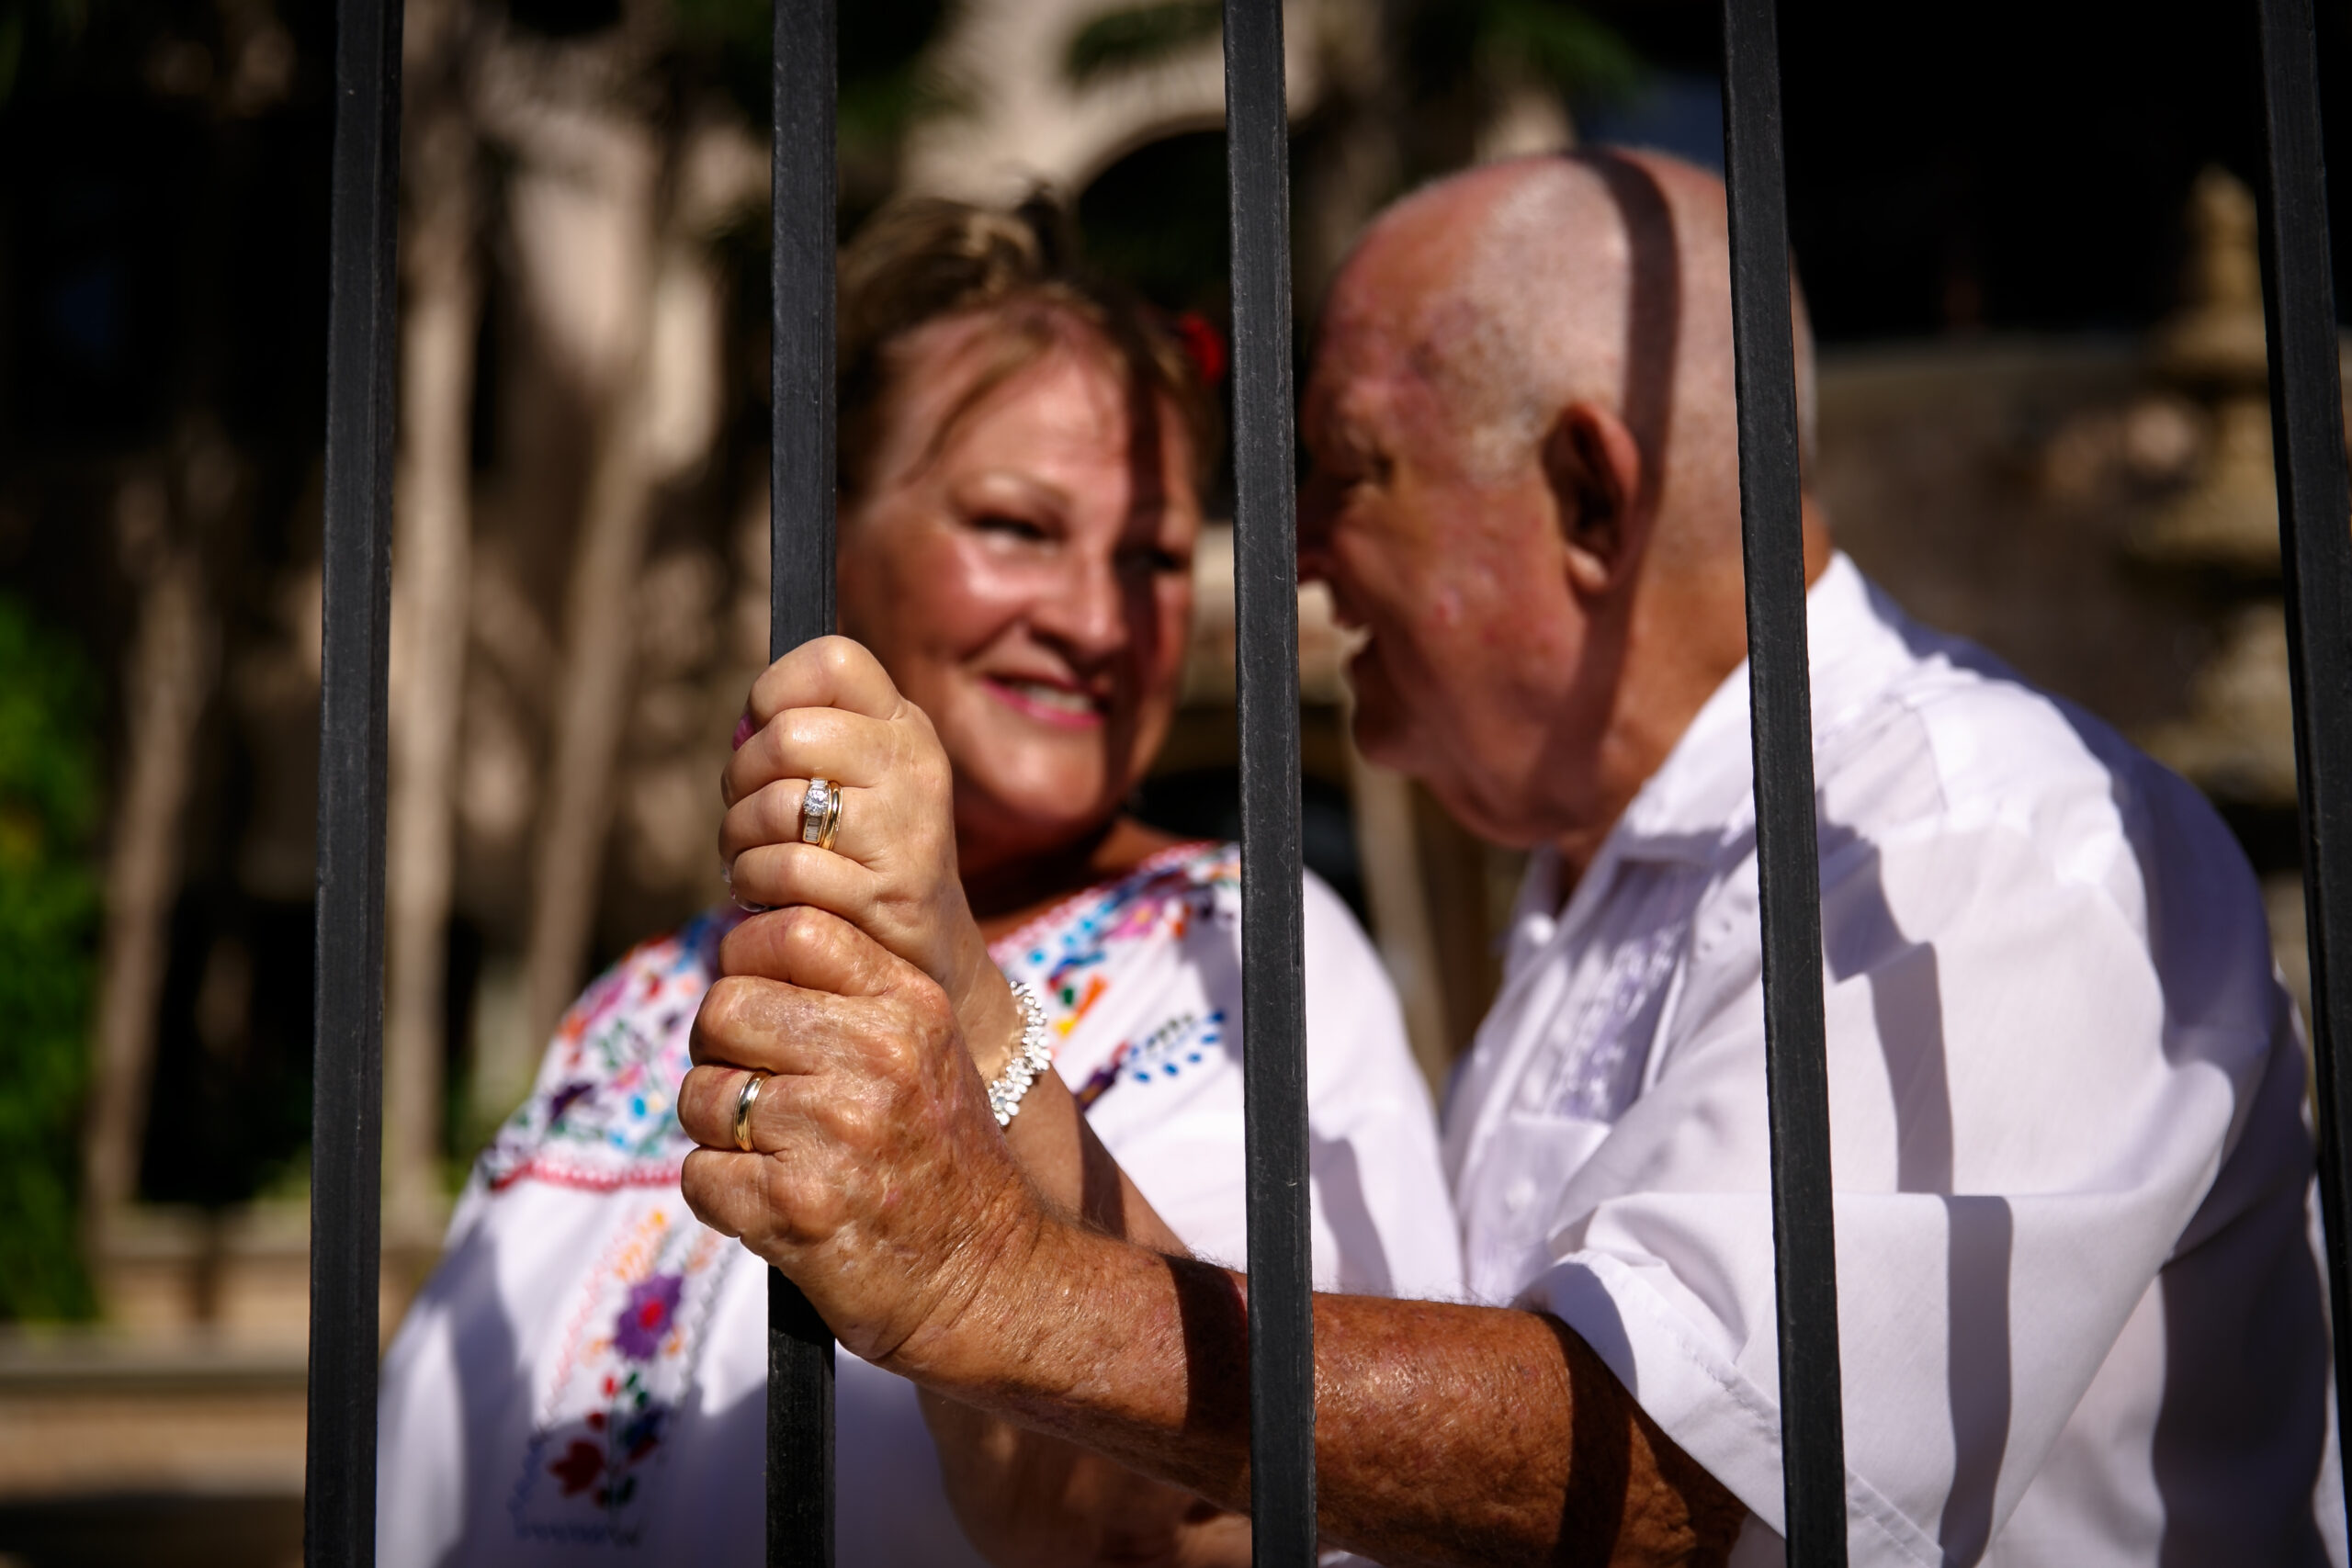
[800,777,843,852]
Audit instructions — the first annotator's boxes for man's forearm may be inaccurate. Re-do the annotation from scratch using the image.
[906,1219,1743,1568]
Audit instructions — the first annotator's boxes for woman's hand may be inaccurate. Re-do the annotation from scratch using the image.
[720,636,1018,1074]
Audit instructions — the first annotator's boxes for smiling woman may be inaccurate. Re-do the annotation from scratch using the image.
[373,196,1462,1568]
[830,198,1216,912]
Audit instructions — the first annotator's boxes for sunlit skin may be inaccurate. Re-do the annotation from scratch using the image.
[686,154,1830,1567]
[834,311,1204,934]
[1299,153,1828,883]
[1298,326,1617,850]
[735,310,1252,1562]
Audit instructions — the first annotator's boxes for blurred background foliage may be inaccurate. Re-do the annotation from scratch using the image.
[1065,0,1218,85]
[1403,0,1642,107]
[666,0,952,171]
[0,595,102,1320]
[0,0,91,105]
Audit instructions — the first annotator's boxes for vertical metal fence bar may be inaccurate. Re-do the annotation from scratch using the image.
[2252,0,2352,1515]
[1222,1,1314,1562]
[1717,0,1848,1562]
[767,0,837,1562]
[305,0,402,1554]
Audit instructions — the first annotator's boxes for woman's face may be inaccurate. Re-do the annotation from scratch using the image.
[838,314,1202,878]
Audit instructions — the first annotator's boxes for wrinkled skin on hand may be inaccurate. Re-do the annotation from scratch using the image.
[676,905,1043,1373]
[719,635,1020,1074]
[703,635,1250,1562]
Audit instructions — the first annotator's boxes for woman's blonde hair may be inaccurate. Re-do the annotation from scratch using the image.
[837,195,1222,504]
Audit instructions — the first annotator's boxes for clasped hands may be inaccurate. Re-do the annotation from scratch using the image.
[676,637,1054,1378]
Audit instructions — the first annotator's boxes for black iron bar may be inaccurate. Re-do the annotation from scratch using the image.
[1717,0,1848,1562]
[1222,1,1314,1562]
[305,0,402,1555]
[767,0,838,1562]
[2252,0,2352,1518]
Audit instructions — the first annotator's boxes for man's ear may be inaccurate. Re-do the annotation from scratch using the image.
[1538,402,1647,597]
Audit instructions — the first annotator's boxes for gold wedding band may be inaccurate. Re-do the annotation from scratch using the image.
[732,1070,767,1153]
[801,777,843,852]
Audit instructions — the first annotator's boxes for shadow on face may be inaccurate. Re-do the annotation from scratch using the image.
[1298,151,1692,848]
[836,311,1204,879]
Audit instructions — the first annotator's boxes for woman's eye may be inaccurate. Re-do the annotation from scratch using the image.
[972,512,1050,543]
[1118,545,1191,577]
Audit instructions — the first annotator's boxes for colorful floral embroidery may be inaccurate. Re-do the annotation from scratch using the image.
[481,907,744,1192]
[1069,1008,1227,1109]
[994,840,1239,1112]
[472,839,1247,1550]
[482,842,1245,1197]
[510,1202,733,1544]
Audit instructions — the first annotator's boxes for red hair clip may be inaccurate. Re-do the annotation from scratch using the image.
[1172,310,1227,385]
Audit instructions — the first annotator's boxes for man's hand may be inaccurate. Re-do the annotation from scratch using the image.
[720,636,1020,1075]
[675,905,1041,1371]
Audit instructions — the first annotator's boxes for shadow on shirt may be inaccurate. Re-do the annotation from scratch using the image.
[1813,626,2329,1566]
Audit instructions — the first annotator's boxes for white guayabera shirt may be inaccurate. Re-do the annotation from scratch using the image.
[379,843,1461,1568]
[1447,552,2343,1567]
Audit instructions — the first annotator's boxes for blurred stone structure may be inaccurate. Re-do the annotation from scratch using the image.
[1824,167,2349,1032]
[2131,168,2321,1022]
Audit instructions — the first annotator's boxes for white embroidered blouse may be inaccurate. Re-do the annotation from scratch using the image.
[378,840,1462,1566]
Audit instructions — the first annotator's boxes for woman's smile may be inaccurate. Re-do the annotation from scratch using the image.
[981,672,1107,729]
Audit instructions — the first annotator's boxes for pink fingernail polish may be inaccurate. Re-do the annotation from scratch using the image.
[731,711,756,750]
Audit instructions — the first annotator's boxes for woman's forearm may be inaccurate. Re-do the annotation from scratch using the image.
[1002,1068,1189,1253]
[922,1066,1233,1567]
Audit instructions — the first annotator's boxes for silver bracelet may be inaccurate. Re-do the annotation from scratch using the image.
[986,982,1054,1127]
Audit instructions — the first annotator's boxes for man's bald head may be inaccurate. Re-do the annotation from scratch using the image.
[1299,150,1826,863]
[1322,149,1815,564]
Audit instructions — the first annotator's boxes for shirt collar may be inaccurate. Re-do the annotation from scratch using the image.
[1605,551,1903,866]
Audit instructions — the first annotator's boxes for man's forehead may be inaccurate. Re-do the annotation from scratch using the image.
[1306,315,1425,438]
[1309,238,1460,422]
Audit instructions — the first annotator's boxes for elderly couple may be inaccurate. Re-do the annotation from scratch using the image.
[380,152,2336,1567]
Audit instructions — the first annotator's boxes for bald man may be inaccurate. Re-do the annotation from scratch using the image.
[679,151,2337,1566]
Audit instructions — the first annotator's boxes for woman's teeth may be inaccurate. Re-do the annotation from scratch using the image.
[1004,680,1095,716]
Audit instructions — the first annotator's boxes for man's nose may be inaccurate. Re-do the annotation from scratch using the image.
[1295,479,1335,586]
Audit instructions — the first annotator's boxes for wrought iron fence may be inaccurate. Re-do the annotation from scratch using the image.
[300,0,2352,1563]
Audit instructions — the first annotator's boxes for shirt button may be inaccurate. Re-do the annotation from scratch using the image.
[1505,1177,1536,1214]
[1518,1075,1546,1111]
